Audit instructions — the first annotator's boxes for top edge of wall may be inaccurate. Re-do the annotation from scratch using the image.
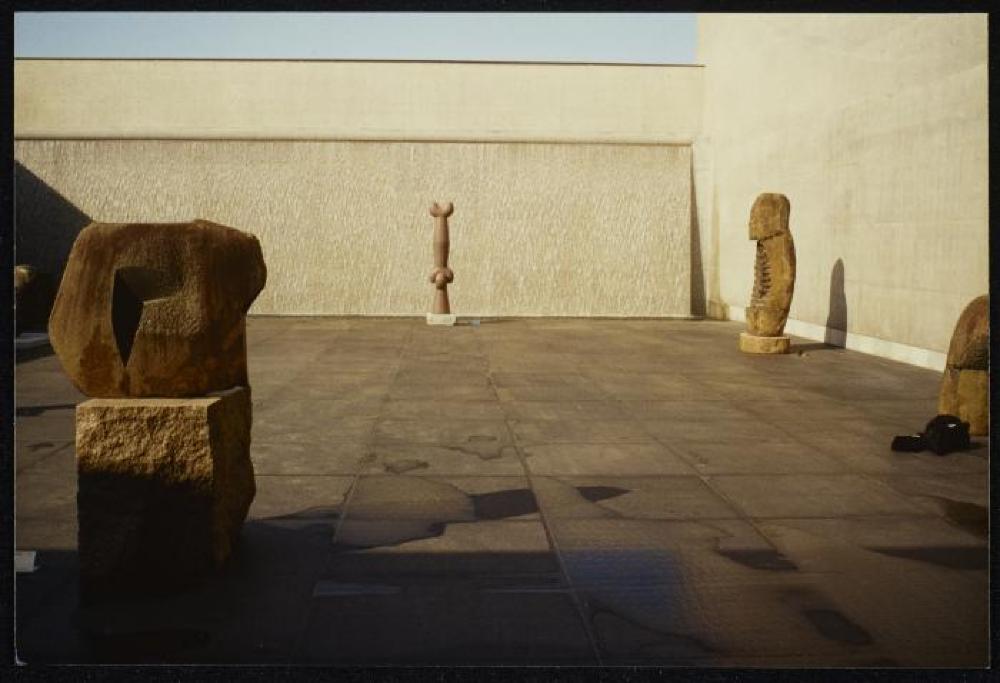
[15,57,706,68]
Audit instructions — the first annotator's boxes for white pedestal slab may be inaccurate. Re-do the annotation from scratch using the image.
[426,313,457,326]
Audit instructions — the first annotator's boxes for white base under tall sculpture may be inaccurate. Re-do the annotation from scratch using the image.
[426,313,457,326]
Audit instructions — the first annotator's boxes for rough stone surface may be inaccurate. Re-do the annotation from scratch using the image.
[744,193,796,340]
[738,332,790,355]
[49,220,266,398]
[75,387,255,586]
[939,295,989,435]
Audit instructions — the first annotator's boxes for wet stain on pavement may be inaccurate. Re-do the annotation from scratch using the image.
[384,459,429,474]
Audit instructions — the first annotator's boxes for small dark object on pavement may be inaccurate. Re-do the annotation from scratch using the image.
[922,414,971,455]
[890,435,926,452]
[891,414,971,456]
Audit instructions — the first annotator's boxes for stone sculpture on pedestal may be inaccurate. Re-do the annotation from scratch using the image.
[739,193,796,354]
[427,201,457,326]
[49,219,266,591]
[939,294,989,436]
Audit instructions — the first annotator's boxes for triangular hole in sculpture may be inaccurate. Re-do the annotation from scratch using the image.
[111,270,145,366]
[111,266,182,367]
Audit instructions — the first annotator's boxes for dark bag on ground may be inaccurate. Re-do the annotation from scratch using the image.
[891,414,971,456]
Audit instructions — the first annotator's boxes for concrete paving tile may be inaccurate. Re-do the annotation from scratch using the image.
[522,443,696,476]
[374,419,511,449]
[366,443,525,476]
[248,475,355,520]
[16,439,74,475]
[16,517,78,551]
[15,409,76,442]
[389,382,497,401]
[754,517,988,667]
[580,578,892,665]
[16,450,78,522]
[495,383,607,401]
[618,400,758,422]
[591,374,728,401]
[264,373,392,401]
[299,588,596,665]
[382,399,504,421]
[345,475,537,521]
[551,518,795,587]
[806,435,989,475]
[255,396,383,419]
[329,520,558,577]
[500,400,627,421]
[777,415,914,441]
[511,419,654,445]
[706,474,927,518]
[489,372,591,388]
[251,441,371,476]
[254,409,377,444]
[669,440,849,475]
[641,418,791,445]
[874,474,989,538]
[533,476,741,520]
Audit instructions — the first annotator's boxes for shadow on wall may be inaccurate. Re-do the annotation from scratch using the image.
[689,162,706,317]
[824,258,847,346]
[15,161,92,298]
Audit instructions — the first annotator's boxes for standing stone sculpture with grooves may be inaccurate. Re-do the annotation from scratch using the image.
[49,219,266,592]
[939,294,989,436]
[739,193,796,354]
[427,201,457,326]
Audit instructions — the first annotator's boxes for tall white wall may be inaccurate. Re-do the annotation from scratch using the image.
[696,14,988,368]
[14,59,703,317]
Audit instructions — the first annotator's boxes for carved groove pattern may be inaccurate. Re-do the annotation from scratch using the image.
[752,240,772,303]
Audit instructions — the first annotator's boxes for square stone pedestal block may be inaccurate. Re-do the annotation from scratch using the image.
[75,387,255,590]
[739,332,790,354]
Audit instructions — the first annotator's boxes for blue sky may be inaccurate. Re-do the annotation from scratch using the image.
[14,12,697,63]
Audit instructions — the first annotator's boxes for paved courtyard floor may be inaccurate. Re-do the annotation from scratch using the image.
[14,317,989,666]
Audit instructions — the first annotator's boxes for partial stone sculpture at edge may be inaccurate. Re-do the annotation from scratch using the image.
[740,193,796,354]
[939,294,989,436]
[48,219,265,591]
[49,219,267,398]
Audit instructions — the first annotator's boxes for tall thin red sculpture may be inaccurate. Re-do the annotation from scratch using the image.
[427,201,457,326]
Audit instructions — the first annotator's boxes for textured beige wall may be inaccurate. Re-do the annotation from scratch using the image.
[15,59,703,143]
[16,139,692,317]
[696,14,988,354]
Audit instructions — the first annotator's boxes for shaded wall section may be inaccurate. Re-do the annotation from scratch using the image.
[696,14,988,362]
[15,140,692,317]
